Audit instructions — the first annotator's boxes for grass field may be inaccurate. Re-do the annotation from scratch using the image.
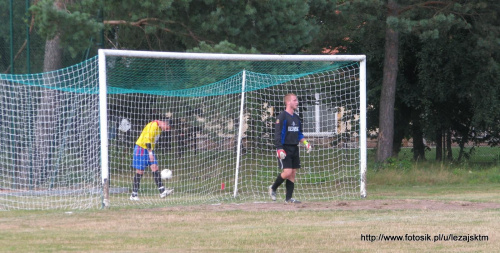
[1,165,499,252]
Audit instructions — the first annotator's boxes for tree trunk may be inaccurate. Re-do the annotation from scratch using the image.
[34,0,64,186]
[43,35,63,72]
[376,0,399,162]
[392,125,405,158]
[392,103,412,157]
[435,128,442,161]
[411,109,425,161]
[446,129,453,160]
[457,142,465,162]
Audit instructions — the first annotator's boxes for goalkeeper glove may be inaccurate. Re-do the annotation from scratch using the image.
[276,149,286,160]
[303,140,312,153]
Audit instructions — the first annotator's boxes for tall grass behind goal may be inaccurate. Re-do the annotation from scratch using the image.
[100,50,366,207]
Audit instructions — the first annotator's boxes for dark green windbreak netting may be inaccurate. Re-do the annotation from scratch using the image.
[0,56,355,96]
[105,56,354,96]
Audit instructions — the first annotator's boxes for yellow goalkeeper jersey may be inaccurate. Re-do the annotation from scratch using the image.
[135,121,162,150]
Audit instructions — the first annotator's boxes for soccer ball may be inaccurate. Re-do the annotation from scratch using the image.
[161,169,173,180]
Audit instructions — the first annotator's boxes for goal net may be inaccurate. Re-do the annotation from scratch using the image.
[0,50,366,210]
[99,50,366,208]
[0,61,101,210]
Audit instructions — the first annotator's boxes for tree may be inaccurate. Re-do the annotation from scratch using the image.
[27,0,332,163]
[30,0,320,55]
[34,0,64,186]
[417,1,500,161]
[19,0,500,166]
[377,0,399,162]
[0,0,40,74]
[311,0,499,162]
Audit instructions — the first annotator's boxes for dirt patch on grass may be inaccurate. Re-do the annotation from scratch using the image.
[153,199,500,212]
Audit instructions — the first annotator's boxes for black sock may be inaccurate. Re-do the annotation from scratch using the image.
[285,180,294,201]
[153,170,164,191]
[132,173,143,194]
[272,174,285,191]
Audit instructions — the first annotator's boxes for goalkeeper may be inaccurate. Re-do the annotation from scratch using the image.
[130,120,174,201]
[269,93,311,203]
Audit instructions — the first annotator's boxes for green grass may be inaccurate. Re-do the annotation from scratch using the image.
[377,146,500,166]
[1,181,499,252]
[3,160,500,253]
[2,146,500,252]
[368,160,500,186]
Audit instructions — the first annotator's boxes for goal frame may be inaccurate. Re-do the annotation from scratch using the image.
[98,49,367,207]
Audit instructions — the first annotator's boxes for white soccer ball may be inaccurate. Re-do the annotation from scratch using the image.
[161,169,173,180]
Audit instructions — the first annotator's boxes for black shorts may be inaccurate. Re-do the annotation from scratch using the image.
[278,145,301,169]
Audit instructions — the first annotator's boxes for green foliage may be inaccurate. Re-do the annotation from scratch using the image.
[322,0,500,159]
[6,0,500,161]
[0,0,49,73]
[29,0,320,56]
[189,40,260,55]
[184,41,259,88]
[373,157,413,171]
[196,0,318,54]
[30,0,103,58]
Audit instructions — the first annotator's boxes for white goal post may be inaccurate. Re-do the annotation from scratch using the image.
[98,50,367,207]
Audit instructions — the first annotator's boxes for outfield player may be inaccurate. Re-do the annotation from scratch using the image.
[130,120,174,200]
[269,93,312,203]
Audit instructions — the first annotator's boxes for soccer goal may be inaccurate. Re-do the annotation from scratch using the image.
[0,50,365,210]
[99,50,367,208]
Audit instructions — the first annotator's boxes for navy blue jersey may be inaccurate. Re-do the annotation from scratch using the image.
[274,111,304,150]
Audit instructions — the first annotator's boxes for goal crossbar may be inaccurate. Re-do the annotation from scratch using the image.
[100,49,367,62]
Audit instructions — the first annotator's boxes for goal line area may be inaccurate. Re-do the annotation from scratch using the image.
[0,50,366,210]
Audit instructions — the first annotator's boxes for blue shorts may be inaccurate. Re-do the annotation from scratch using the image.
[132,145,157,170]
